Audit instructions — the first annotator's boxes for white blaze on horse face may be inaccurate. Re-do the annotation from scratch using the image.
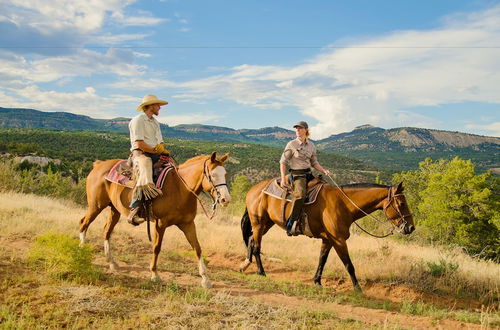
[211,165,231,205]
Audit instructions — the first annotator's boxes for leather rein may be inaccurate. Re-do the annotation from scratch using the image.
[172,158,227,220]
[326,174,412,238]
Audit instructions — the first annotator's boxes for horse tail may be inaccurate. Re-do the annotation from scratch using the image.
[241,208,253,247]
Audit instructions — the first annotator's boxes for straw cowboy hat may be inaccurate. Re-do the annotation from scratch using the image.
[136,94,168,111]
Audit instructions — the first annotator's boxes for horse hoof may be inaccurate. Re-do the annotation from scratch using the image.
[201,278,212,289]
[151,274,162,283]
[109,262,120,271]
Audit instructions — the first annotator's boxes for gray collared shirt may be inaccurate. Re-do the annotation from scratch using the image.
[128,112,163,151]
[279,138,319,170]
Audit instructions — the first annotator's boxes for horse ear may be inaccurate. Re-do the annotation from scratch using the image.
[396,182,404,193]
[219,152,230,162]
[210,152,217,162]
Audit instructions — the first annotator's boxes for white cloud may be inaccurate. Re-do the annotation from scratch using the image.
[465,122,500,137]
[2,0,166,34]
[0,48,146,85]
[92,33,152,45]
[5,0,124,34]
[158,113,220,126]
[0,85,120,118]
[171,4,500,138]
[110,77,177,90]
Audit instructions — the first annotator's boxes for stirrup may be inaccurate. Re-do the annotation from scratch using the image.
[286,219,300,236]
[127,207,145,226]
[290,221,301,236]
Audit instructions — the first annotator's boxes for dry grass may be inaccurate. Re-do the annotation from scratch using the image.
[0,191,499,329]
[1,191,499,302]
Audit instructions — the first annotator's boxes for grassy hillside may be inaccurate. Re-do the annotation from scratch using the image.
[3,108,498,174]
[317,126,500,173]
[0,128,377,184]
[0,192,498,328]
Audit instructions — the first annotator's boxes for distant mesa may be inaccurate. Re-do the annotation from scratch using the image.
[0,107,498,173]
[353,124,379,130]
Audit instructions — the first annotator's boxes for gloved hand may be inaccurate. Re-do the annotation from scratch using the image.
[154,143,170,156]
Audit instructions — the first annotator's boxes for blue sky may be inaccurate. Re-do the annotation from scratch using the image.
[1,0,499,138]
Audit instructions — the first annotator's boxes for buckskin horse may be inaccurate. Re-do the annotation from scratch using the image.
[79,152,230,288]
[239,181,414,291]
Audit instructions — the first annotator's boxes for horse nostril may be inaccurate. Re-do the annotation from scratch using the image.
[408,225,415,233]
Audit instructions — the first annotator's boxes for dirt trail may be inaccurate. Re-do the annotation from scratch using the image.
[91,252,482,330]
[0,234,486,329]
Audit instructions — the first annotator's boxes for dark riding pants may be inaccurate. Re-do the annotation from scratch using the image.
[287,169,312,229]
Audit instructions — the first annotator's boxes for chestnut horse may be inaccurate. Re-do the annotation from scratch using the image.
[79,152,231,288]
[239,181,414,291]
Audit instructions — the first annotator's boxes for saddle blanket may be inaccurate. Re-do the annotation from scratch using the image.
[262,178,324,205]
[105,159,174,189]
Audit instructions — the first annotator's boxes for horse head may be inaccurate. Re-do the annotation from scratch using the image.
[201,152,231,206]
[383,182,415,235]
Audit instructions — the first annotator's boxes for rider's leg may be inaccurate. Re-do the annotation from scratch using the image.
[286,175,307,236]
[128,150,162,225]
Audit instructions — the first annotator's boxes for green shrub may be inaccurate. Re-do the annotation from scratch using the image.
[28,231,100,283]
[393,157,500,260]
[426,257,459,277]
[0,160,87,205]
[228,174,252,216]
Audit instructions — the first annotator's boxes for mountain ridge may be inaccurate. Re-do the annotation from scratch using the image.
[1,107,498,172]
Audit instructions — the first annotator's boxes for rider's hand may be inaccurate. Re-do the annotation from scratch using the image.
[154,143,170,156]
[323,169,332,176]
[280,177,289,189]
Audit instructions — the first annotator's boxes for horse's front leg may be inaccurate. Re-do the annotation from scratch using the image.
[332,238,361,291]
[178,221,212,288]
[103,206,121,271]
[150,220,167,282]
[313,239,333,286]
[79,205,106,247]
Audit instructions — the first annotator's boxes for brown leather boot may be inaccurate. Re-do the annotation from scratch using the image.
[127,206,145,226]
[286,198,304,236]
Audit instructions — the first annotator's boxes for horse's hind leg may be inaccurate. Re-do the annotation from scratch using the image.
[252,220,274,276]
[102,205,121,271]
[240,220,274,274]
[79,205,106,246]
[177,221,212,288]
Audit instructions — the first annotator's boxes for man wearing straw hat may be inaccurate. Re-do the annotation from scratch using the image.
[128,94,170,225]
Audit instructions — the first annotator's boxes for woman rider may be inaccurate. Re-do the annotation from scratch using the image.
[279,121,332,236]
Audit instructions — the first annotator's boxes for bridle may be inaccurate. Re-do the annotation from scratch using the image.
[326,174,412,238]
[171,157,228,220]
[383,189,413,234]
[202,159,228,213]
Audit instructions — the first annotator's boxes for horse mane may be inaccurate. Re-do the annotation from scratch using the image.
[340,183,390,189]
[178,155,209,169]
[93,160,103,167]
